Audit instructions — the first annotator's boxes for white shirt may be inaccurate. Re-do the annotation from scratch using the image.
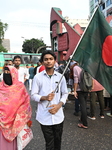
[0,73,3,81]
[18,67,29,83]
[31,70,68,125]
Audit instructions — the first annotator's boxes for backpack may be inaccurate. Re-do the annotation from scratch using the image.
[79,69,92,92]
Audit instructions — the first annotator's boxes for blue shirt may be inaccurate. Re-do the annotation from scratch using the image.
[29,67,34,79]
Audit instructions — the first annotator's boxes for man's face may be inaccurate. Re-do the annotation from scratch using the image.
[13,58,21,67]
[43,54,56,69]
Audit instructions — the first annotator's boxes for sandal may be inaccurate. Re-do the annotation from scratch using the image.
[78,123,88,129]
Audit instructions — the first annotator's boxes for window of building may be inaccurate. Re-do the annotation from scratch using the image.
[102,3,105,9]
[107,7,112,16]
[106,0,111,7]
[107,11,112,16]
[100,3,105,10]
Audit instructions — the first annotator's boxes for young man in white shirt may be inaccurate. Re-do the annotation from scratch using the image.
[13,55,29,83]
[31,50,68,150]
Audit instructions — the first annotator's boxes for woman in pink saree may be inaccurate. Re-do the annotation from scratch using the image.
[0,66,32,150]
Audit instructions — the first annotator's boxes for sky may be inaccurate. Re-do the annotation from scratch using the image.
[0,0,89,53]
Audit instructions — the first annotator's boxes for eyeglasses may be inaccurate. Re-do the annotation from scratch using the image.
[8,64,12,65]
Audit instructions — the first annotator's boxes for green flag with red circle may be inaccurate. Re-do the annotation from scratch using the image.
[72,7,112,95]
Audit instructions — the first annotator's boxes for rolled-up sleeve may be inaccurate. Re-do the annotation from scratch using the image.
[73,67,79,83]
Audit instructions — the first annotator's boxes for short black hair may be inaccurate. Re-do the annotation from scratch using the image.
[31,64,34,67]
[13,55,22,62]
[39,59,42,63]
[40,50,56,62]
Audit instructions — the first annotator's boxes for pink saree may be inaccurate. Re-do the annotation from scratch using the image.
[0,66,32,143]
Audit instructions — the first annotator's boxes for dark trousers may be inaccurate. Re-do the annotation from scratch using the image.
[77,91,88,126]
[110,96,112,115]
[104,97,110,108]
[75,98,80,113]
[90,90,104,116]
[40,122,63,150]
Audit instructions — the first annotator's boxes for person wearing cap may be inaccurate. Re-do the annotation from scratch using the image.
[69,61,80,116]
[69,60,78,92]
[73,63,88,129]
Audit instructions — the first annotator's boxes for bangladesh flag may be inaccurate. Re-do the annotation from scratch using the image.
[72,7,112,95]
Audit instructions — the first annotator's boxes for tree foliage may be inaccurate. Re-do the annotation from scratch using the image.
[0,21,8,44]
[22,38,46,53]
[0,44,8,52]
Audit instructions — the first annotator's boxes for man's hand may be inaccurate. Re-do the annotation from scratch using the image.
[24,78,27,83]
[46,92,55,101]
[40,92,55,101]
[74,91,78,99]
[48,102,63,114]
[74,83,78,99]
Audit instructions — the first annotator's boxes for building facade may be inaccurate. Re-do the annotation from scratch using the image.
[64,17,88,30]
[89,0,112,18]
[50,7,88,61]
[2,39,10,51]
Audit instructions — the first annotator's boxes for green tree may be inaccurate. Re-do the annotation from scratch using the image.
[22,38,46,53]
[0,21,8,44]
[0,44,8,52]
[0,20,8,52]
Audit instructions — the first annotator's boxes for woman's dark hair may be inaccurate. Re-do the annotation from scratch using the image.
[40,50,56,62]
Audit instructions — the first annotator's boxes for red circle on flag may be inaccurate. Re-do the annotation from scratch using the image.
[102,35,112,66]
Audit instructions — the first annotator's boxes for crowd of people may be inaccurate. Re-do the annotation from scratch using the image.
[0,50,112,150]
[69,60,112,129]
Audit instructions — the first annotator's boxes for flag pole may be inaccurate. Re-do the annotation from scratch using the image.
[46,57,72,107]
[46,6,99,107]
